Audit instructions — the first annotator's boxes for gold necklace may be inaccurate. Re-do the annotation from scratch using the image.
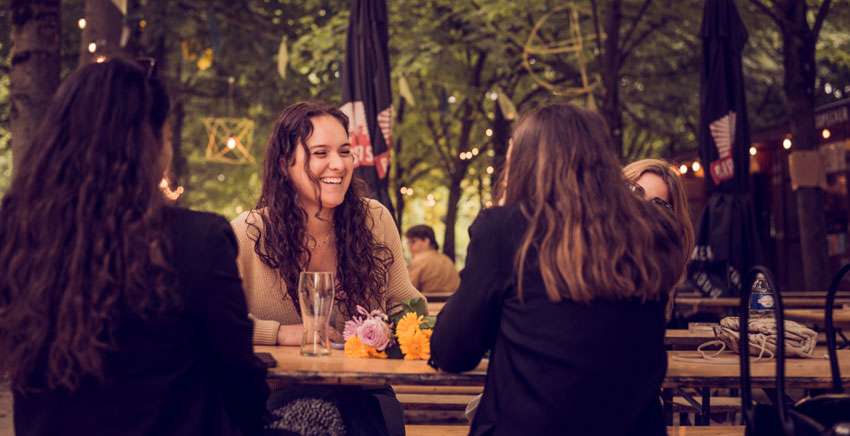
[308,232,335,249]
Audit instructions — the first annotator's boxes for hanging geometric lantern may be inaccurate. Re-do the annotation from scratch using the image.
[522,4,601,109]
[202,117,255,164]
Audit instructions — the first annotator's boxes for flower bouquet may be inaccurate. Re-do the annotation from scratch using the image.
[342,298,435,360]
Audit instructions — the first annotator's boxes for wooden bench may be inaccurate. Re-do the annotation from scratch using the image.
[671,396,740,413]
[397,393,477,411]
[405,425,745,436]
[393,385,482,395]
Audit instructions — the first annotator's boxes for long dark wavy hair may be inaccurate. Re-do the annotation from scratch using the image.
[249,101,393,317]
[0,58,176,392]
[502,103,685,303]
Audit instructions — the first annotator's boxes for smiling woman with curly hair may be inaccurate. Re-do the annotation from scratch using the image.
[230,101,424,436]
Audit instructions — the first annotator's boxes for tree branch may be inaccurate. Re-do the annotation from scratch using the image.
[620,0,653,52]
[748,0,782,26]
[812,0,832,41]
[621,16,669,62]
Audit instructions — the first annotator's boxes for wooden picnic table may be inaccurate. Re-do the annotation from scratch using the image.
[784,309,850,329]
[427,302,445,315]
[257,346,850,390]
[257,345,486,386]
[423,292,454,302]
[664,329,716,348]
[675,296,850,310]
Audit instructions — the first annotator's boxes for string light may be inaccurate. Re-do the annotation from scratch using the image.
[749,146,757,156]
[159,178,184,201]
[95,56,107,63]
[217,174,226,182]
[88,42,97,53]
[782,138,792,150]
[448,95,457,104]
[691,161,701,172]
[679,164,688,175]
[226,136,237,149]
[485,128,493,137]
[825,83,833,94]
[488,91,498,101]
[78,18,87,29]
[471,147,479,156]
[486,166,495,174]
[822,129,831,140]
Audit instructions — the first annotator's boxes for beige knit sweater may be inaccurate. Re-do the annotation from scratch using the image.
[230,199,425,345]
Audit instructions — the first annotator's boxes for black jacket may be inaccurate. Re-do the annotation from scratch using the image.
[14,207,269,436]
[430,206,668,436]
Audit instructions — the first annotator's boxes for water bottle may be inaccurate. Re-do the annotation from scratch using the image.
[749,275,775,318]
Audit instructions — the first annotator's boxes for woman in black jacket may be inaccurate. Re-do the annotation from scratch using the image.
[0,58,269,436]
[430,104,686,436]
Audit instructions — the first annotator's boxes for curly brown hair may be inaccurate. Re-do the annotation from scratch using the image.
[249,101,393,317]
[0,58,176,392]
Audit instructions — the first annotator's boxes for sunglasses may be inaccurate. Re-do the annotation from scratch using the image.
[626,181,674,211]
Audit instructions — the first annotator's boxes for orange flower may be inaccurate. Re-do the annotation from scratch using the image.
[399,328,432,360]
[396,312,423,339]
[344,335,388,359]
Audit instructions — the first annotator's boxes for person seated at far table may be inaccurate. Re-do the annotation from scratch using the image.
[624,158,695,322]
[430,103,686,436]
[405,224,460,295]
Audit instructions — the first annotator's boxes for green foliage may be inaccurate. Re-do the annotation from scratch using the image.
[1,0,849,263]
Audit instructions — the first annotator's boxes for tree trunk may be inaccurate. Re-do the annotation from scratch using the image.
[489,103,510,193]
[442,173,464,262]
[601,0,624,159]
[9,0,61,174]
[79,0,123,65]
[780,2,830,289]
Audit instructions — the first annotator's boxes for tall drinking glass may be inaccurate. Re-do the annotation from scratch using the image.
[298,271,335,356]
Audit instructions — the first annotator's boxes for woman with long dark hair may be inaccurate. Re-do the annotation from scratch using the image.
[230,101,423,435]
[0,58,268,436]
[231,101,423,345]
[430,103,686,436]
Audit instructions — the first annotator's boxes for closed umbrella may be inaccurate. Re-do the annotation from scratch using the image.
[340,0,395,214]
[689,0,764,297]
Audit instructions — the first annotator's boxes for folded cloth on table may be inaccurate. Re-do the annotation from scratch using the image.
[706,316,817,359]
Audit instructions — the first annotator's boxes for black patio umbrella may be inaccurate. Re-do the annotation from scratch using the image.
[688,0,763,297]
[340,0,395,215]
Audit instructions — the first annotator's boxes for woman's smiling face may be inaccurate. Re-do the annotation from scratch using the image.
[287,115,354,212]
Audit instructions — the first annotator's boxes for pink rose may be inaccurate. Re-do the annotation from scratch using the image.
[356,318,391,351]
[343,318,363,341]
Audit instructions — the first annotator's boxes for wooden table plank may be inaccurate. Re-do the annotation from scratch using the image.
[258,346,486,386]
[784,309,850,329]
[675,297,850,309]
[423,292,454,302]
[404,425,745,436]
[665,349,850,389]
[258,346,850,390]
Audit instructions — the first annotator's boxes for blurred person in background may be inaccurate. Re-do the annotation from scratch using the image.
[405,224,460,295]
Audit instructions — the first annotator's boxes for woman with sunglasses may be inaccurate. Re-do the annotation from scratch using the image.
[0,58,269,436]
[430,104,686,436]
[624,158,695,320]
